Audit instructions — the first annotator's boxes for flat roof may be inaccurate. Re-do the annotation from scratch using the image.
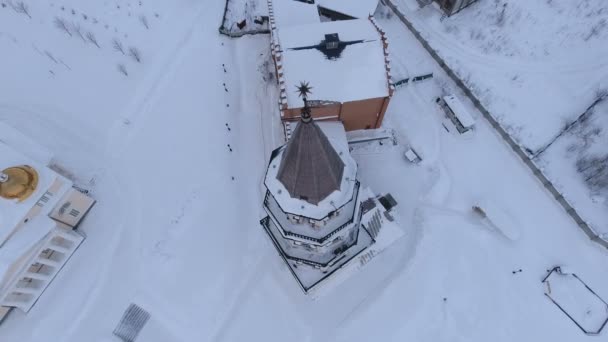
[443,95,475,128]
[317,0,379,18]
[277,19,389,107]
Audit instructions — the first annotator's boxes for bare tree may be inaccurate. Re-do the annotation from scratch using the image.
[117,63,129,76]
[10,1,31,19]
[577,155,608,195]
[86,31,100,48]
[54,17,72,37]
[139,15,149,29]
[128,46,142,63]
[584,19,607,42]
[596,87,608,101]
[496,4,507,27]
[112,39,125,55]
[72,22,86,42]
[44,50,58,64]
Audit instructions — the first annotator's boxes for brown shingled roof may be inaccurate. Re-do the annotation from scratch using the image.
[277,119,345,205]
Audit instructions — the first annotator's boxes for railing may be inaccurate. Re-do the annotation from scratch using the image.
[260,217,324,267]
[260,214,370,269]
[384,0,608,249]
[263,181,361,243]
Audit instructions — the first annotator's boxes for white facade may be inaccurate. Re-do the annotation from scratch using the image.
[0,223,84,312]
[0,126,94,317]
[317,0,380,19]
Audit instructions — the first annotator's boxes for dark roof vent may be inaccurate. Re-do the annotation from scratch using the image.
[324,33,340,50]
[378,194,398,211]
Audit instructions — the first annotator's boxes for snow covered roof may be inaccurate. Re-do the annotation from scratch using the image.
[443,95,475,128]
[317,0,379,19]
[276,19,389,107]
[265,121,357,220]
[270,0,320,28]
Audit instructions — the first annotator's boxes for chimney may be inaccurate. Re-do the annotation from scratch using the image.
[324,33,339,50]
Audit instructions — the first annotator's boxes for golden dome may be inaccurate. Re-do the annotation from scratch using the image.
[0,165,39,202]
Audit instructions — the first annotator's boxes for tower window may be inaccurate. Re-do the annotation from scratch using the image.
[324,33,339,50]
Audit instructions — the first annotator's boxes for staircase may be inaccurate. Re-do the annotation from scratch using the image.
[367,210,383,240]
[0,228,84,313]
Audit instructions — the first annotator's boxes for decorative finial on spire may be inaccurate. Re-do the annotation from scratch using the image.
[296,81,313,123]
[296,81,313,99]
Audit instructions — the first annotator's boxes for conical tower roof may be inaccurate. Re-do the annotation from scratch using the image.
[277,86,345,205]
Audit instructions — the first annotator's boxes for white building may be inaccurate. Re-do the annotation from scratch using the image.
[0,125,95,321]
[261,89,403,295]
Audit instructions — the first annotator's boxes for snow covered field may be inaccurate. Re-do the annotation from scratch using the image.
[388,0,608,234]
[1,0,608,341]
[537,98,608,236]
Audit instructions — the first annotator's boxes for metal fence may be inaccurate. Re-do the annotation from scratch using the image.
[113,304,150,342]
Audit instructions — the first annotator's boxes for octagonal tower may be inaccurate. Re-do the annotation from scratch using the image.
[260,83,374,293]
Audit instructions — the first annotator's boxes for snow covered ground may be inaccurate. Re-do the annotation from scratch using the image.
[386,0,608,234]
[1,0,608,341]
[220,0,268,34]
[537,98,608,236]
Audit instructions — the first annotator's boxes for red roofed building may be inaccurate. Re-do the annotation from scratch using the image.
[268,0,393,131]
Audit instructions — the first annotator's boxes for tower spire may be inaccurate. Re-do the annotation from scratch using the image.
[296,81,313,123]
[277,82,345,205]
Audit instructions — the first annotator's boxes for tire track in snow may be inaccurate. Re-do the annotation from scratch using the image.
[55,4,222,339]
[0,103,144,342]
[0,103,104,168]
[104,5,211,158]
[60,172,141,342]
[210,253,272,342]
